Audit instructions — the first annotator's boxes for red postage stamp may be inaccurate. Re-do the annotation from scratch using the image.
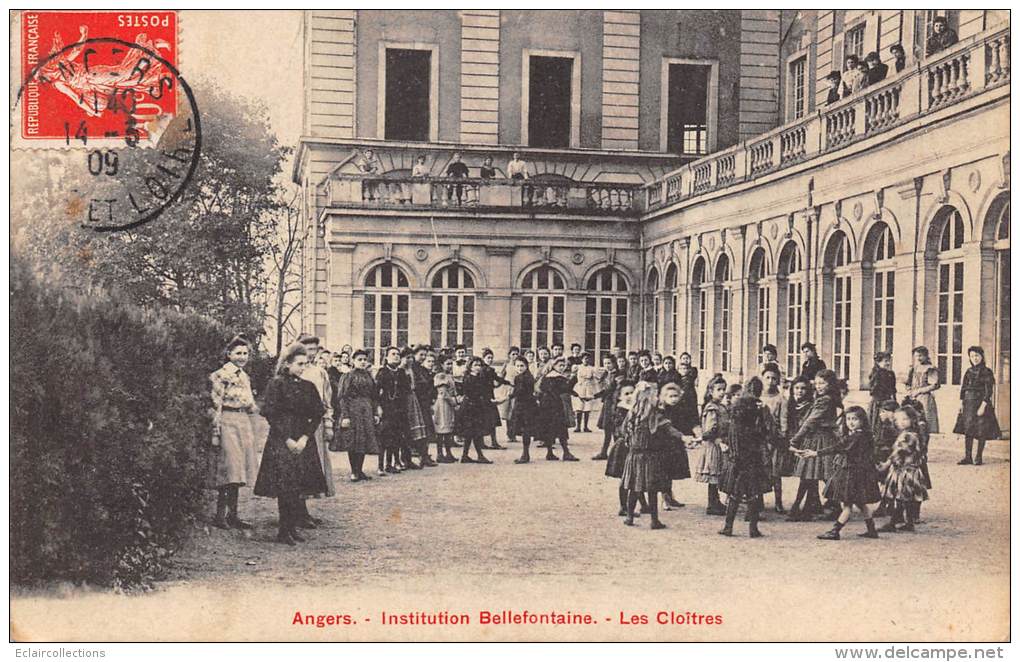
[19,11,179,142]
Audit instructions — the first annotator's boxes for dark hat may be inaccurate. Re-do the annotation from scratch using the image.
[297,333,320,345]
[880,400,899,412]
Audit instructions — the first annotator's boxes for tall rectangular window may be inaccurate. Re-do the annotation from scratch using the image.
[585,296,628,365]
[789,56,807,121]
[786,281,804,377]
[528,56,573,148]
[697,289,708,369]
[757,286,771,360]
[833,275,852,380]
[430,293,475,351]
[873,271,895,355]
[844,24,866,60]
[720,288,731,372]
[667,63,710,156]
[937,261,965,385]
[385,48,431,141]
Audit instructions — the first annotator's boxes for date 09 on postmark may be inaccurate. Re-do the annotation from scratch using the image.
[16,11,201,231]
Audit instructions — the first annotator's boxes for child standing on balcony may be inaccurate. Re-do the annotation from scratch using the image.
[824,71,843,105]
[445,151,470,206]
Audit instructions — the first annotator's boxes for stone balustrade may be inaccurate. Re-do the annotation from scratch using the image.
[644,25,1009,212]
[326,175,643,216]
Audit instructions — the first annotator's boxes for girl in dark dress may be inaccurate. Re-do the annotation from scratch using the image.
[509,357,539,464]
[659,382,695,510]
[676,352,700,425]
[254,343,328,545]
[867,352,898,439]
[376,346,412,475]
[411,346,438,467]
[459,357,494,464]
[953,346,1002,465]
[789,370,842,520]
[400,347,427,470]
[761,365,793,513]
[784,377,820,520]
[799,406,883,540]
[591,355,619,460]
[606,381,648,515]
[621,382,684,530]
[656,355,681,389]
[481,348,509,450]
[535,357,580,461]
[718,394,772,538]
[331,349,380,482]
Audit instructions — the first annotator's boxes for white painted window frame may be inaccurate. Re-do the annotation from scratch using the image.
[786,49,809,122]
[377,41,440,142]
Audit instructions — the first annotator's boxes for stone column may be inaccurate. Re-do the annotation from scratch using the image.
[327,242,357,350]
[484,245,516,356]
[674,238,691,354]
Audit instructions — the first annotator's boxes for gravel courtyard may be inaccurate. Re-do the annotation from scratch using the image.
[11,431,1010,642]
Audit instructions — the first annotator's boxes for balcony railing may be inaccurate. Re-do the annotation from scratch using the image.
[325,175,643,216]
[643,25,1010,213]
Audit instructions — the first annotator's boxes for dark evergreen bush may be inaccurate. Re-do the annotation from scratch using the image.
[10,256,234,588]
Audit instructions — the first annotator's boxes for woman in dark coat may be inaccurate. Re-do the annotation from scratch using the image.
[801,406,882,540]
[621,382,683,530]
[459,357,494,464]
[718,395,772,538]
[254,343,328,545]
[331,349,380,482]
[953,346,1002,465]
[535,357,580,461]
[509,357,539,464]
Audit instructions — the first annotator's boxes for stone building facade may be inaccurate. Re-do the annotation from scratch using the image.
[294,9,1010,429]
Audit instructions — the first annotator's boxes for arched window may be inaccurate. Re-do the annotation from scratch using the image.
[585,267,629,364]
[715,255,732,372]
[691,257,708,370]
[778,242,805,377]
[665,263,679,355]
[866,223,896,358]
[748,248,770,365]
[430,265,476,351]
[520,265,566,353]
[646,267,660,351]
[933,206,966,385]
[994,202,1010,411]
[363,263,410,365]
[826,231,853,380]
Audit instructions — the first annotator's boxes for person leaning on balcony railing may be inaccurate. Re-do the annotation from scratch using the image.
[926,16,958,58]
[889,44,907,74]
[356,148,385,201]
[824,71,843,106]
[864,52,888,86]
[840,54,867,98]
[507,151,534,205]
[445,151,470,205]
[479,155,497,180]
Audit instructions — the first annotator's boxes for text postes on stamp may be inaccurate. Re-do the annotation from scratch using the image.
[16,11,201,231]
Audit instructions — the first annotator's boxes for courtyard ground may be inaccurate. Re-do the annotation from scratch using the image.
[11,431,1010,642]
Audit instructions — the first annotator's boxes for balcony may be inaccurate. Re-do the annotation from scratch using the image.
[325,175,644,217]
[643,25,1010,213]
